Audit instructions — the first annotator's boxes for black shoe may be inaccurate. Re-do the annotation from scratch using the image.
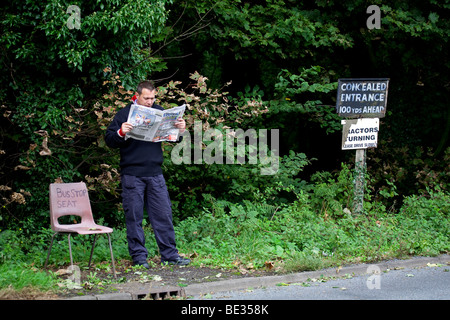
[133,260,150,269]
[162,256,191,266]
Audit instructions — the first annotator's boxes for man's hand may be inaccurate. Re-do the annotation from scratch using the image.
[118,122,133,137]
[175,118,186,134]
[121,122,133,134]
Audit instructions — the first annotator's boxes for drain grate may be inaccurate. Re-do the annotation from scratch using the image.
[134,287,186,300]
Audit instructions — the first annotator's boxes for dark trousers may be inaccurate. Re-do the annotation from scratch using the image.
[121,174,179,262]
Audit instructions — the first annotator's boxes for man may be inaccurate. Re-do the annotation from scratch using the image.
[105,80,190,268]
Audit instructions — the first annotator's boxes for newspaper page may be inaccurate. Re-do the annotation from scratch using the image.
[152,105,186,142]
[126,104,186,142]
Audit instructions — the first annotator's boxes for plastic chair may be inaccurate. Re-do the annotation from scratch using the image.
[44,182,116,278]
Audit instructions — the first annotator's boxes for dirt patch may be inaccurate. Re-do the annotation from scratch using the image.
[0,287,59,300]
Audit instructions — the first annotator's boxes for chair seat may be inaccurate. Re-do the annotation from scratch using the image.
[53,223,113,235]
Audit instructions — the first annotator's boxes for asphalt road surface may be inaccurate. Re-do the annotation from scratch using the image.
[187,255,449,301]
[200,264,449,300]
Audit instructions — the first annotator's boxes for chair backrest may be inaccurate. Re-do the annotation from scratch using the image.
[49,182,95,230]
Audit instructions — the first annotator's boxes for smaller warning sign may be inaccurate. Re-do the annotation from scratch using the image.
[341,118,379,150]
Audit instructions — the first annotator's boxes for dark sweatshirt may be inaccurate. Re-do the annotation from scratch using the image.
[105,103,165,177]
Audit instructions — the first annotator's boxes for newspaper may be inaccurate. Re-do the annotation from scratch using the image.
[126,104,186,142]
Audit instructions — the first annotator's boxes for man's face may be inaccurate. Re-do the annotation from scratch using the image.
[135,88,156,107]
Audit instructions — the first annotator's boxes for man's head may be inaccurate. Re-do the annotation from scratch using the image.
[136,80,156,107]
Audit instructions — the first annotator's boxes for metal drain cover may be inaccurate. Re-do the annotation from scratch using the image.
[133,287,186,300]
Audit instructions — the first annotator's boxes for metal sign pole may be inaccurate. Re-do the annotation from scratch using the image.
[353,149,366,214]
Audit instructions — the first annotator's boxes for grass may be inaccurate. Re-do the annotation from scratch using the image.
[0,263,56,290]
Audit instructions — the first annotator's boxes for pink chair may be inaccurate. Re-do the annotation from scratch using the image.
[44,182,116,278]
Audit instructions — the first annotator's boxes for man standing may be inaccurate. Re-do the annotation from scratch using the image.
[105,80,190,268]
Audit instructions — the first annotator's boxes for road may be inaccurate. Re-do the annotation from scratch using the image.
[199,264,449,300]
[187,255,449,300]
[62,256,449,319]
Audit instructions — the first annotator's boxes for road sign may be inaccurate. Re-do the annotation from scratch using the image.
[336,78,389,118]
[341,118,379,150]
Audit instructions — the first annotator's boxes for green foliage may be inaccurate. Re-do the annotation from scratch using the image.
[210,0,353,60]
[269,66,341,134]
[163,0,449,192]
[165,147,312,221]
[309,164,354,217]
[0,263,57,291]
[396,187,450,256]
[174,169,449,269]
[0,0,172,230]
[367,146,450,211]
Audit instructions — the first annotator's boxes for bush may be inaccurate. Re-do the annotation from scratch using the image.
[174,168,450,269]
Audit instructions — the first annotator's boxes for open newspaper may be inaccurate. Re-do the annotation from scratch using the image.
[126,104,186,142]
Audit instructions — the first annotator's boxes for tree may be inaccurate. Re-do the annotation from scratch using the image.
[157,0,449,198]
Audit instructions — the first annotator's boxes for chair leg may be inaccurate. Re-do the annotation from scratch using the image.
[88,233,116,278]
[88,234,98,268]
[44,232,58,269]
[67,234,74,266]
[45,231,116,278]
[107,233,117,279]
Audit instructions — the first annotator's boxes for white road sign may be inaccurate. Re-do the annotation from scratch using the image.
[341,118,379,150]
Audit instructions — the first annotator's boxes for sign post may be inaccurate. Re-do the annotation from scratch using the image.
[354,149,366,214]
[336,78,389,214]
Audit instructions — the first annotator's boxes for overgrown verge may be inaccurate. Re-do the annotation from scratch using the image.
[175,181,449,271]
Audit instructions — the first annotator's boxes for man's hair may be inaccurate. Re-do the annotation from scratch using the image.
[137,80,156,94]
